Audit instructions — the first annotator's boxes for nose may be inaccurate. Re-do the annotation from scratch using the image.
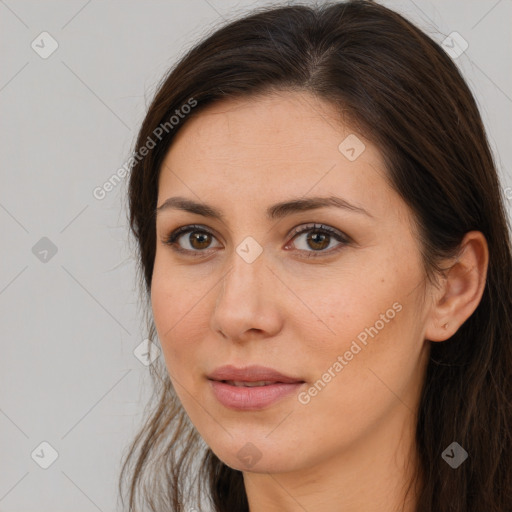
[210,249,283,343]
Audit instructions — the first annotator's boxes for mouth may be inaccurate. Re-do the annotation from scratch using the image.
[207,364,304,383]
[222,380,284,387]
[207,365,306,410]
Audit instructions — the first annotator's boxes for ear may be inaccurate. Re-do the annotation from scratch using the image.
[424,231,489,342]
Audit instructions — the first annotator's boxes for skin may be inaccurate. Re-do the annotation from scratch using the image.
[151,91,489,512]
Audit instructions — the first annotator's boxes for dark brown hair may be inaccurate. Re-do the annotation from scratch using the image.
[119,1,512,510]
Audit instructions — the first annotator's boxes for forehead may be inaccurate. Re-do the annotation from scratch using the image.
[157,91,398,220]
[166,91,356,162]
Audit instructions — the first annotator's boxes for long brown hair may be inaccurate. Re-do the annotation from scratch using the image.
[119,1,512,510]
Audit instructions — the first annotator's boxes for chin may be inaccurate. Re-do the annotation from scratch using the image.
[206,434,306,474]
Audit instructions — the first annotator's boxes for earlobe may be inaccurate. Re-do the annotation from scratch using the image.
[424,231,489,342]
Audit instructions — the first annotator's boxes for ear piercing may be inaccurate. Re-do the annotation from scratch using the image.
[442,323,449,330]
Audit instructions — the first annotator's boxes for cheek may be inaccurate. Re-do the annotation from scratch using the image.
[150,263,207,370]
[296,266,425,411]
[288,303,422,463]
[292,252,422,384]
[289,263,399,345]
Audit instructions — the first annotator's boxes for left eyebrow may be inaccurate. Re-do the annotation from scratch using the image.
[155,195,373,221]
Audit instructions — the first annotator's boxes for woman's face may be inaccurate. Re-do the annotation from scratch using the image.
[152,91,434,475]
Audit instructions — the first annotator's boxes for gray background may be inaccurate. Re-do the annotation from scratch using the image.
[1,0,511,511]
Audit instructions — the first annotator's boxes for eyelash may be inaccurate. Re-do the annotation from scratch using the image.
[162,223,351,259]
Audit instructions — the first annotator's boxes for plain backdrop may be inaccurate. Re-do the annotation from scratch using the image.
[1,0,511,511]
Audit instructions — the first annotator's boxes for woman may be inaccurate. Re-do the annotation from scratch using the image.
[119,1,512,511]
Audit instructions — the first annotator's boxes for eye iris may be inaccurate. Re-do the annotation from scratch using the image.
[190,232,211,249]
[307,231,329,250]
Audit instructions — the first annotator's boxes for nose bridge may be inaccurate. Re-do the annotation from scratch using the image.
[212,243,281,340]
[217,245,265,307]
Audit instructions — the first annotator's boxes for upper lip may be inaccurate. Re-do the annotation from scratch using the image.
[207,365,304,383]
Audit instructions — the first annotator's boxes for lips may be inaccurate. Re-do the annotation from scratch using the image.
[207,365,305,410]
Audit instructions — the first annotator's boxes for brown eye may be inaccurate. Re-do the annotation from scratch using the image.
[164,225,221,254]
[304,231,330,251]
[287,223,350,257]
[164,223,349,259]
[188,231,213,250]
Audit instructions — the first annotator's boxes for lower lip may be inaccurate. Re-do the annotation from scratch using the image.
[209,380,304,410]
